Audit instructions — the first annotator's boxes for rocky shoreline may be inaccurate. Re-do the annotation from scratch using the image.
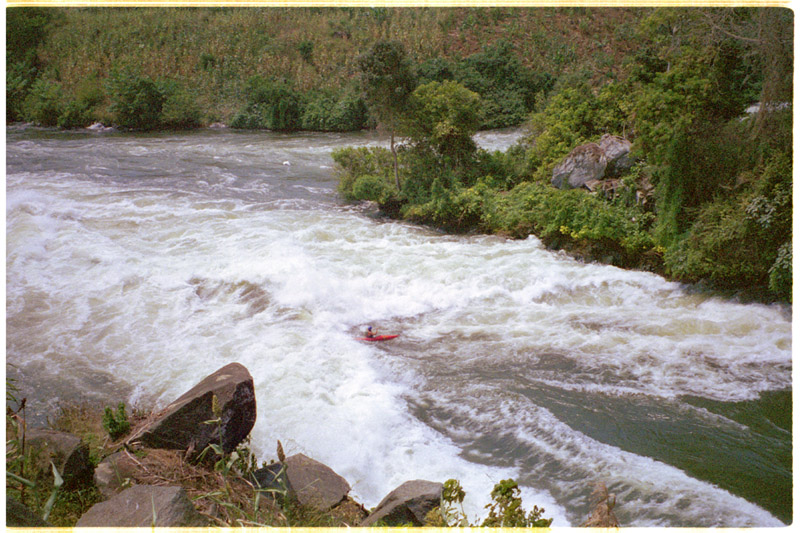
[7,362,619,528]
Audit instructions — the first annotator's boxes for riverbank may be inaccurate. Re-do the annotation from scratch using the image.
[6,363,570,528]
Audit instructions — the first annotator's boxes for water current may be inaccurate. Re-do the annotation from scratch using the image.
[5,126,792,526]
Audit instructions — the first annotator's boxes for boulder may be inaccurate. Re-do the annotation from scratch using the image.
[580,482,620,527]
[284,453,350,511]
[361,479,443,527]
[94,451,140,499]
[126,362,256,458]
[24,428,94,489]
[551,143,607,189]
[551,135,634,189]
[76,485,207,527]
[598,134,633,177]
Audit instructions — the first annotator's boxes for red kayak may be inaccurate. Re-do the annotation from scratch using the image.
[358,334,399,342]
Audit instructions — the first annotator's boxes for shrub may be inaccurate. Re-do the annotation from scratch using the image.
[333,146,394,200]
[22,78,64,126]
[301,88,369,132]
[7,61,38,122]
[231,76,303,131]
[426,478,552,527]
[482,479,553,527]
[57,100,94,129]
[297,40,314,63]
[158,80,202,129]
[493,182,655,256]
[102,402,131,440]
[352,174,396,203]
[768,242,792,302]
[452,40,554,129]
[663,151,792,298]
[404,80,482,165]
[106,69,165,130]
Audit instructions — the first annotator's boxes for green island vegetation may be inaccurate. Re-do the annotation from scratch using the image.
[6,379,554,527]
[7,6,792,304]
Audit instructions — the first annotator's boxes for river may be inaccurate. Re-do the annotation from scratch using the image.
[5,126,792,526]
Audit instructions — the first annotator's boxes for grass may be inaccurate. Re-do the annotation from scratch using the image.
[6,398,366,527]
[31,6,646,124]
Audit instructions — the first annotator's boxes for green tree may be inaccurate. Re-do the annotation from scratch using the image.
[454,40,552,129]
[357,40,417,189]
[405,80,483,169]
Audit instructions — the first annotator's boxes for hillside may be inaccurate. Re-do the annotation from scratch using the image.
[8,6,644,126]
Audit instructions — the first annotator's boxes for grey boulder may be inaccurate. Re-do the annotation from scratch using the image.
[361,479,443,527]
[127,362,256,457]
[77,485,207,527]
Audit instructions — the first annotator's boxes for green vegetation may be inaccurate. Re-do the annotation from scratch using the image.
[426,478,553,527]
[101,402,131,441]
[335,8,792,303]
[6,6,792,301]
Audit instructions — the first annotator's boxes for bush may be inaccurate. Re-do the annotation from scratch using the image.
[333,146,395,200]
[158,80,202,129]
[663,151,792,299]
[768,242,792,302]
[7,61,38,122]
[404,80,482,165]
[102,402,131,440]
[21,78,64,126]
[231,76,303,131]
[106,69,165,130]
[297,40,314,63]
[426,478,552,528]
[492,182,656,257]
[452,40,554,129]
[352,174,396,203]
[301,88,369,132]
[57,100,94,129]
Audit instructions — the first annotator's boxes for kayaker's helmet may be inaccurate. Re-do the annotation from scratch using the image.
[367,326,373,331]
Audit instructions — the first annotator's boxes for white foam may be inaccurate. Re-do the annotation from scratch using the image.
[6,130,790,526]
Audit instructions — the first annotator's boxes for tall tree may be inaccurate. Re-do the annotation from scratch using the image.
[405,80,483,171]
[357,40,417,189]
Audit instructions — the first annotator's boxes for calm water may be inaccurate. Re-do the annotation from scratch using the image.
[5,127,792,526]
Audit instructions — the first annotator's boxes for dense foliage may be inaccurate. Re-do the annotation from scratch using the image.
[335,8,792,302]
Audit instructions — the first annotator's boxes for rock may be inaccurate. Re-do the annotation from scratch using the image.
[551,135,634,189]
[250,462,292,504]
[284,453,350,511]
[598,134,633,177]
[24,428,94,489]
[551,143,607,189]
[208,122,228,129]
[76,485,207,527]
[127,362,256,458]
[580,482,620,527]
[331,497,369,525]
[94,451,140,499]
[361,479,443,527]
[6,496,51,527]
[87,122,114,132]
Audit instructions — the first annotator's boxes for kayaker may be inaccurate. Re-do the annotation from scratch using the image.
[365,326,377,338]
